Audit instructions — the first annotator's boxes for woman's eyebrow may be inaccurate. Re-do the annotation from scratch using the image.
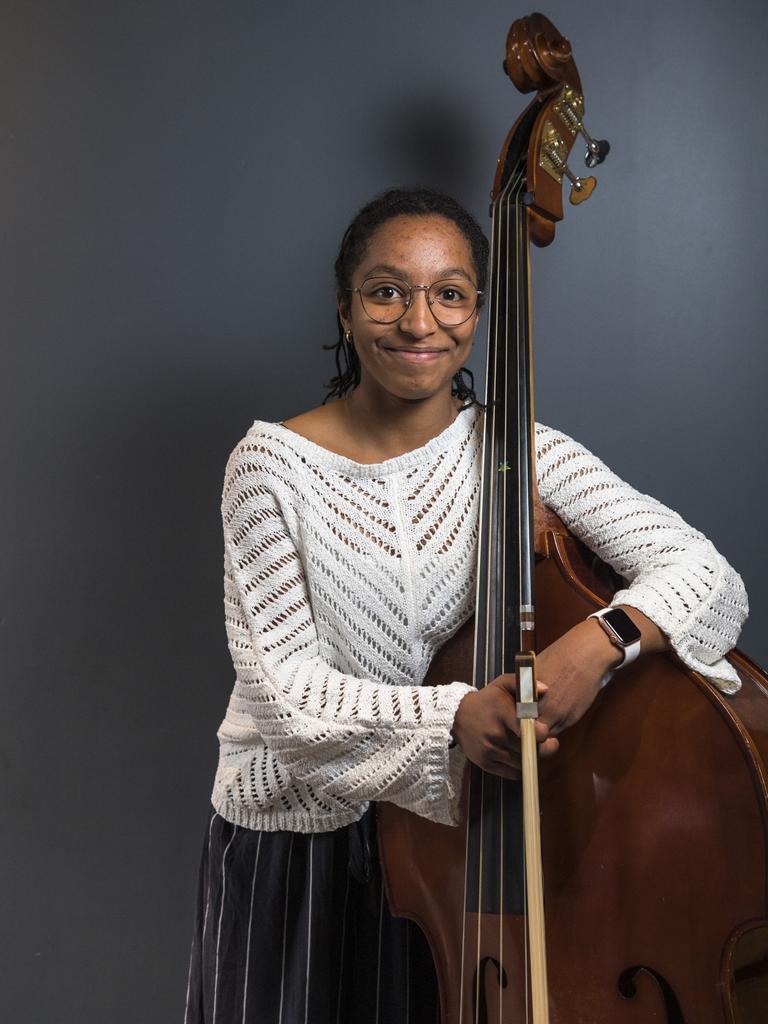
[363,264,475,280]
[364,263,406,277]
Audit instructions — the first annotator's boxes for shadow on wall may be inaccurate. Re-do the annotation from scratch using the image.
[365,88,485,201]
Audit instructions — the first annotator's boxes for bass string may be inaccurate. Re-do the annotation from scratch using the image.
[460,160,528,1023]
[496,165,528,1024]
[515,183,532,1024]
[464,164,519,1024]
[465,179,504,1024]
[502,171,532,1024]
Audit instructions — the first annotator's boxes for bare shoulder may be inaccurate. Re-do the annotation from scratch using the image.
[281,401,346,448]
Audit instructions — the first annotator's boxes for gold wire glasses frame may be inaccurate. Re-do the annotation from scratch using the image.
[346,276,484,327]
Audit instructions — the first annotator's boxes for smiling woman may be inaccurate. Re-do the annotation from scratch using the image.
[339,216,478,399]
[182,187,748,1024]
[286,188,490,463]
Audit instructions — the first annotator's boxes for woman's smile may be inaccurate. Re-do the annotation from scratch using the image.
[379,344,450,363]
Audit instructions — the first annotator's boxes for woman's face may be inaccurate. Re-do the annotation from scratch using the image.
[339,214,480,403]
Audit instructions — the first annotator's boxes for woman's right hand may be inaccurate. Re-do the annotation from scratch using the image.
[450,674,559,779]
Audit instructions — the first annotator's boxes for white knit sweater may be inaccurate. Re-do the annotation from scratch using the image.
[211,407,748,834]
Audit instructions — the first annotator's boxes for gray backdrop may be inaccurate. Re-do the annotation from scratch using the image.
[2,1,766,1022]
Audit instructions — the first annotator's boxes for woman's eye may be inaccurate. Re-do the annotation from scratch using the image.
[437,286,466,303]
[367,282,406,301]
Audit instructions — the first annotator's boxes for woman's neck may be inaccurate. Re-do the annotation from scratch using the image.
[341,386,461,463]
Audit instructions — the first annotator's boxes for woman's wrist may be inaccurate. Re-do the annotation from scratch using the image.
[574,618,626,673]
[582,604,670,670]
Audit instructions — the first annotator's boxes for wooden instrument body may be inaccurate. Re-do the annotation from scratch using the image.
[378,15,768,1021]
[378,527,768,1023]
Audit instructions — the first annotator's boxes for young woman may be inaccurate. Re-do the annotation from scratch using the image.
[184,187,748,1024]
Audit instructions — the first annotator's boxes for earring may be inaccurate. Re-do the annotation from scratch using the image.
[344,330,353,344]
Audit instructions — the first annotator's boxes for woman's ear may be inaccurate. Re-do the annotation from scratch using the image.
[336,291,352,334]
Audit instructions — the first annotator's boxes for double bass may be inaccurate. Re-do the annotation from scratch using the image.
[377,13,768,1023]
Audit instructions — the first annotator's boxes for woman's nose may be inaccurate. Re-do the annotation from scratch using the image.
[398,286,437,337]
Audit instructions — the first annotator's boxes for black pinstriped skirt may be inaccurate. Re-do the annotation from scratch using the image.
[183,805,439,1024]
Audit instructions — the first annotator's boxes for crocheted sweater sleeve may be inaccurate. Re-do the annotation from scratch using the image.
[217,434,473,828]
[535,424,749,693]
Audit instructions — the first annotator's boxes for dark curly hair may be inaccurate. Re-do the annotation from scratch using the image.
[324,186,489,406]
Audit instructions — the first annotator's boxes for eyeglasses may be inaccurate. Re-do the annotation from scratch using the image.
[346,276,483,327]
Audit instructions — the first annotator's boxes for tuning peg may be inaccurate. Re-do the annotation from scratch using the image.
[540,125,597,205]
[553,87,611,168]
[582,127,610,168]
[562,165,596,205]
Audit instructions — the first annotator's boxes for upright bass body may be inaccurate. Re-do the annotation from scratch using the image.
[377,13,768,1023]
[378,524,768,1023]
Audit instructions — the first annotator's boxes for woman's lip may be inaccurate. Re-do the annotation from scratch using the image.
[381,347,448,363]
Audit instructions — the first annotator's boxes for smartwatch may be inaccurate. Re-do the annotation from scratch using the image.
[587,607,642,669]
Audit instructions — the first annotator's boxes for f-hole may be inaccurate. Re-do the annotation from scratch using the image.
[472,956,508,1022]
[618,964,685,1023]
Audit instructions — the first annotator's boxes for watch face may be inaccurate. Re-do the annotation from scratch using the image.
[602,608,642,646]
